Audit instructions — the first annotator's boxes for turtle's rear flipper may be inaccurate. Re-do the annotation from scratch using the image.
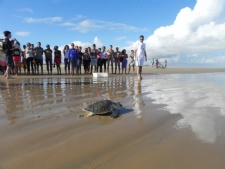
[110,110,120,119]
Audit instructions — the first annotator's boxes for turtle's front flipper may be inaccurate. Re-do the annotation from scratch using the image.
[110,109,120,119]
[87,112,94,117]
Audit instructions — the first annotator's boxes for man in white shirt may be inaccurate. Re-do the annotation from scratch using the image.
[134,35,147,82]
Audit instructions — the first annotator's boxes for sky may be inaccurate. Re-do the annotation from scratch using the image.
[0,0,225,67]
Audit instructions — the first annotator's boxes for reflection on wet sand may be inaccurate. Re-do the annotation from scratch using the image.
[0,77,130,126]
[0,74,225,169]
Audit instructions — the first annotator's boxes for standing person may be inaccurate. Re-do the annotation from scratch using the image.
[128,50,135,74]
[156,59,158,68]
[78,46,83,74]
[90,44,98,74]
[87,47,91,73]
[0,39,7,75]
[121,49,128,74]
[34,42,44,75]
[63,45,70,74]
[134,35,147,83]
[31,44,36,74]
[68,43,79,75]
[100,46,107,73]
[83,48,90,74]
[107,45,114,74]
[54,46,61,75]
[114,47,121,74]
[21,45,27,74]
[165,59,167,68]
[12,40,21,75]
[96,48,101,72]
[44,44,53,75]
[25,43,34,75]
[151,58,154,67]
[2,31,14,79]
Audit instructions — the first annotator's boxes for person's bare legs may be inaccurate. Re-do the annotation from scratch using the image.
[4,66,11,79]
[13,61,18,75]
[18,61,21,75]
[137,66,141,82]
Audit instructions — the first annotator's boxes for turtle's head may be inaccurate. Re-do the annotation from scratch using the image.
[115,102,123,109]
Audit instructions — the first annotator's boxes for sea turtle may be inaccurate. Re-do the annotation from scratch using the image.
[82,100,123,119]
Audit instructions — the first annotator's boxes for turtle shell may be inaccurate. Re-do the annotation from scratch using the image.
[83,100,113,114]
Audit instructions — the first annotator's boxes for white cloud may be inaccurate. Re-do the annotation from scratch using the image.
[23,17,62,24]
[15,31,30,36]
[115,36,126,41]
[73,15,86,20]
[16,8,33,13]
[61,19,147,33]
[125,0,225,64]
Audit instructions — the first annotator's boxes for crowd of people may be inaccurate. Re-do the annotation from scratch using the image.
[1,31,147,82]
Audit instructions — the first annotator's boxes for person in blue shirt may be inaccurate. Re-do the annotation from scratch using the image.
[68,43,79,75]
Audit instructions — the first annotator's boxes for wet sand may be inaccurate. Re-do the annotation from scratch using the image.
[0,73,225,169]
[1,67,225,79]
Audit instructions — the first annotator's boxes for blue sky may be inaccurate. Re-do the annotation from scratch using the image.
[1,0,225,67]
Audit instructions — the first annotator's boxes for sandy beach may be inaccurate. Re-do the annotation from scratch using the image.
[0,68,225,169]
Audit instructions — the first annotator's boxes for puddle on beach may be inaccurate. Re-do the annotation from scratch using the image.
[0,73,225,169]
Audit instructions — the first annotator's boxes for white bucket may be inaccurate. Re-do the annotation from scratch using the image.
[93,73,108,78]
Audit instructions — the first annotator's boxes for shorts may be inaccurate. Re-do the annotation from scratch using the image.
[13,56,21,62]
[107,56,114,66]
[70,58,78,68]
[36,59,43,65]
[54,58,61,64]
[122,59,127,68]
[5,54,14,67]
[90,58,97,66]
[129,61,135,67]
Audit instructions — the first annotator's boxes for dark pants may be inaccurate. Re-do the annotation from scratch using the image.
[36,59,43,73]
[83,59,90,71]
[64,58,70,72]
[46,58,52,72]
[100,59,106,72]
[26,57,34,73]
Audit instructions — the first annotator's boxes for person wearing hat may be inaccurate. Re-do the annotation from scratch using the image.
[54,46,61,75]
[44,44,53,75]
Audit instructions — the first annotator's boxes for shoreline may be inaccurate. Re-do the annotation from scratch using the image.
[1,67,225,79]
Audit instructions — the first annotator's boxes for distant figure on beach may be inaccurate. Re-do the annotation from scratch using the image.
[121,49,128,74]
[44,44,53,75]
[12,39,21,75]
[151,58,154,67]
[78,46,83,74]
[128,50,135,74]
[90,44,98,74]
[107,45,114,74]
[155,59,159,68]
[63,45,70,74]
[97,48,101,72]
[21,45,26,74]
[83,48,90,74]
[25,43,34,75]
[134,35,147,83]
[100,46,107,73]
[2,31,14,79]
[114,47,121,74]
[68,43,79,75]
[34,42,44,75]
[165,59,167,68]
[0,38,7,75]
[54,46,61,75]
